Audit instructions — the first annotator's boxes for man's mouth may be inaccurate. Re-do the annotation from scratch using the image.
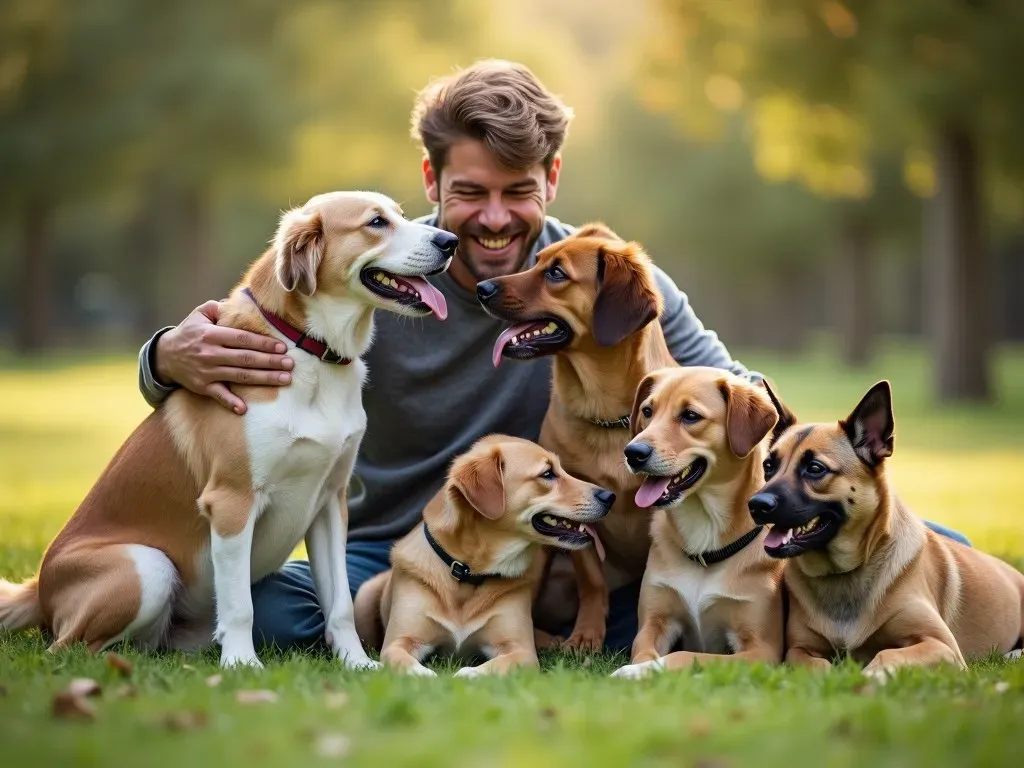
[763,515,837,558]
[634,458,709,508]
[472,234,520,255]
[360,269,448,320]
[492,319,572,367]
[532,514,606,560]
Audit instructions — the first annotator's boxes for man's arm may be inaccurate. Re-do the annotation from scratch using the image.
[137,300,294,414]
[651,266,761,381]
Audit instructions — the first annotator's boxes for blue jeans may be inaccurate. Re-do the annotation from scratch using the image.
[249,520,971,654]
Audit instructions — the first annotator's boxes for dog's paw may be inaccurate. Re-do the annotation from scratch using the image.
[404,664,437,678]
[563,628,605,653]
[340,653,381,671]
[861,664,894,685]
[220,652,264,670]
[454,666,485,679]
[1004,648,1022,662]
[611,658,665,680]
[533,629,565,651]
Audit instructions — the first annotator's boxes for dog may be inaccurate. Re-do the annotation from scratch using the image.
[749,379,1024,679]
[477,223,675,649]
[0,191,457,669]
[353,434,614,676]
[610,367,786,678]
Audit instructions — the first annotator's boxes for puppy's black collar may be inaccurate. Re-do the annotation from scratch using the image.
[423,524,505,586]
[687,526,764,567]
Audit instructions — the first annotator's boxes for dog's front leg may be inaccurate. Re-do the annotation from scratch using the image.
[563,547,608,651]
[456,603,539,678]
[206,487,262,668]
[862,636,966,681]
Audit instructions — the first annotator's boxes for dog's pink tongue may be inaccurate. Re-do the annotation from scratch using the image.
[405,276,448,320]
[583,524,606,562]
[492,323,536,368]
[635,477,672,509]
[764,526,790,549]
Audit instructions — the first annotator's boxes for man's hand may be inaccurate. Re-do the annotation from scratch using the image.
[154,300,294,415]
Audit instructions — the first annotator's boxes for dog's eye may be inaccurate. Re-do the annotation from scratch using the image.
[805,461,829,478]
[763,457,777,478]
[540,468,557,481]
[641,405,653,419]
[367,215,389,228]
[680,409,703,425]
[545,264,568,282]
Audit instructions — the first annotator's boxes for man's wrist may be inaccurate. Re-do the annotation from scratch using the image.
[149,327,178,389]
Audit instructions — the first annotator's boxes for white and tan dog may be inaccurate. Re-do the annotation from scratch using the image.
[0,191,457,669]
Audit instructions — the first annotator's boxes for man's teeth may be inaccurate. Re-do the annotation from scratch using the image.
[373,271,420,299]
[511,322,558,345]
[541,514,585,532]
[477,236,512,250]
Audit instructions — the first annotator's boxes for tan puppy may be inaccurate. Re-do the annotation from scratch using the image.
[478,224,675,649]
[354,435,614,677]
[610,367,785,678]
[0,191,456,669]
[749,380,1024,679]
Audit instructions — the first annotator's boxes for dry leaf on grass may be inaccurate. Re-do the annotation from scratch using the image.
[163,710,209,732]
[52,691,97,722]
[105,652,134,677]
[66,678,102,698]
[325,692,349,709]
[688,716,713,737]
[205,675,223,688]
[315,733,351,758]
[236,689,279,705]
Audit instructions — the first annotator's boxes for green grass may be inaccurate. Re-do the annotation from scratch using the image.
[2,341,1023,767]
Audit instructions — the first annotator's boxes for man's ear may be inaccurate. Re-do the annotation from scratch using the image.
[275,207,325,296]
[718,379,779,458]
[762,379,797,445]
[423,156,439,204]
[593,245,660,347]
[629,372,660,437]
[840,380,894,467]
[449,447,505,520]
[573,221,621,241]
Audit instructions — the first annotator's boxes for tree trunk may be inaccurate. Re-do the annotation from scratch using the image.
[15,200,52,354]
[838,216,872,367]
[926,125,992,402]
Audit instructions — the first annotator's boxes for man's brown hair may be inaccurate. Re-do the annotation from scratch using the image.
[411,59,574,175]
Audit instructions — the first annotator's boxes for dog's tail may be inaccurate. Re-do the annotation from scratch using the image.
[0,576,43,631]
[353,571,389,653]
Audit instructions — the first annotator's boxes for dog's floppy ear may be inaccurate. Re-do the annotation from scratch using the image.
[275,207,325,296]
[449,447,506,520]
[573,222,621,241]
[593,245,660,347]
[762,379,797,444]
[629,372,660,437]
[840,380,894,467]
[719,379,779,458]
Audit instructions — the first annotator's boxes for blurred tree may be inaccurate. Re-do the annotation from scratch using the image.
[647,0,1024,401]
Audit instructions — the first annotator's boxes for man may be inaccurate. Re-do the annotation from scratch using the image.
[138,59,969,653]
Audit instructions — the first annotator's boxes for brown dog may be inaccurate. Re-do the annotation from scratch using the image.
[749,380,1024,679]
[353,435,614,677]
[477,224,676,649]
[610,367,785,678]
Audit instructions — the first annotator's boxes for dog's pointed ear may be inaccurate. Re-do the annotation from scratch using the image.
[841,380,894,467]
[275,207,325,296]
[573,222,621,241]
[449,447,506,520]
[719,379,778,458]
[762,379,797,444]
[593,245,660,347]
[629,372,660,437]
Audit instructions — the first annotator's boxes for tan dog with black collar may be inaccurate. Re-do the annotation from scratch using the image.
[0,191,456,669]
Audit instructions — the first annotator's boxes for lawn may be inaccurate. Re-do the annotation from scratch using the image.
[1,341,1023,767]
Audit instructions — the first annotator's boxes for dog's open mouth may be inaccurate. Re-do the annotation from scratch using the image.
[634,457,708,509]
[492,318,572,367]
[532,513,605,559]
[360,268,448,320]
[763,514,838,558]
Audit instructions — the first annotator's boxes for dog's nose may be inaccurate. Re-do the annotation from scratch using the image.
[431,231,459,255]
[624,442,653,470]
[594,488,616,509]
[476,280,500,302]
[747,492,779,521]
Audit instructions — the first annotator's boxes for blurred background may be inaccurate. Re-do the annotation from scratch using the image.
[2,0,1024,406]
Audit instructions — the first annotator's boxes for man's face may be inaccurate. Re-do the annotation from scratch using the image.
[424,139,560,287]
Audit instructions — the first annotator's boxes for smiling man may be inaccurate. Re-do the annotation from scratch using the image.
[136,59,969,655]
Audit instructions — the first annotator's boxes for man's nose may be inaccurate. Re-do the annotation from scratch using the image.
[477,198,513,232]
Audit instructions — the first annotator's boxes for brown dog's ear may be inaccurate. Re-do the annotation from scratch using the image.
[629,372,660,437]
[449,447,506,519]
[275,208,325,296]
[840,380,894,467]
[573,222,621,241]
[593,245,660,347]
[762,379,797,444]
[719,379,779,458]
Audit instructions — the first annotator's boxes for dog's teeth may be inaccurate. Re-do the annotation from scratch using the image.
[544,322,557,333]
[543,515,556,525]
[808,516,819,531]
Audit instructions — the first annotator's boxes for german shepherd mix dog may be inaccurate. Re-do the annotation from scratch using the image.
[750,380,1024,679]
[0,191,456,669]
[611,367,785,678]
[353,435,614,677]
[477,224,676,649]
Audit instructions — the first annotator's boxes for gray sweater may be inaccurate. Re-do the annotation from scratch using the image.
[138,215,750,541]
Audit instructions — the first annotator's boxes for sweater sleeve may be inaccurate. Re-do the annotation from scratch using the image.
[137,326,179,408]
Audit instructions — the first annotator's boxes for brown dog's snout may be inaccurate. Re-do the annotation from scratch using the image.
[593,487,615,511]
[476,280,501,304]
[624,442,653,470]
[747,491,780,523]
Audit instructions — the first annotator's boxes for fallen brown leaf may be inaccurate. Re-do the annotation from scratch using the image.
[105,652,134,677]
[314,733,351,758]
[688,716,713,737]
[163,710,209,732]
[65,678,102,698]
[52,691,97,722]
[236,689,278,705]
[205,674,223,688]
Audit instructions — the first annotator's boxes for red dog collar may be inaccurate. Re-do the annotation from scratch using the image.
[242,288,351,365]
